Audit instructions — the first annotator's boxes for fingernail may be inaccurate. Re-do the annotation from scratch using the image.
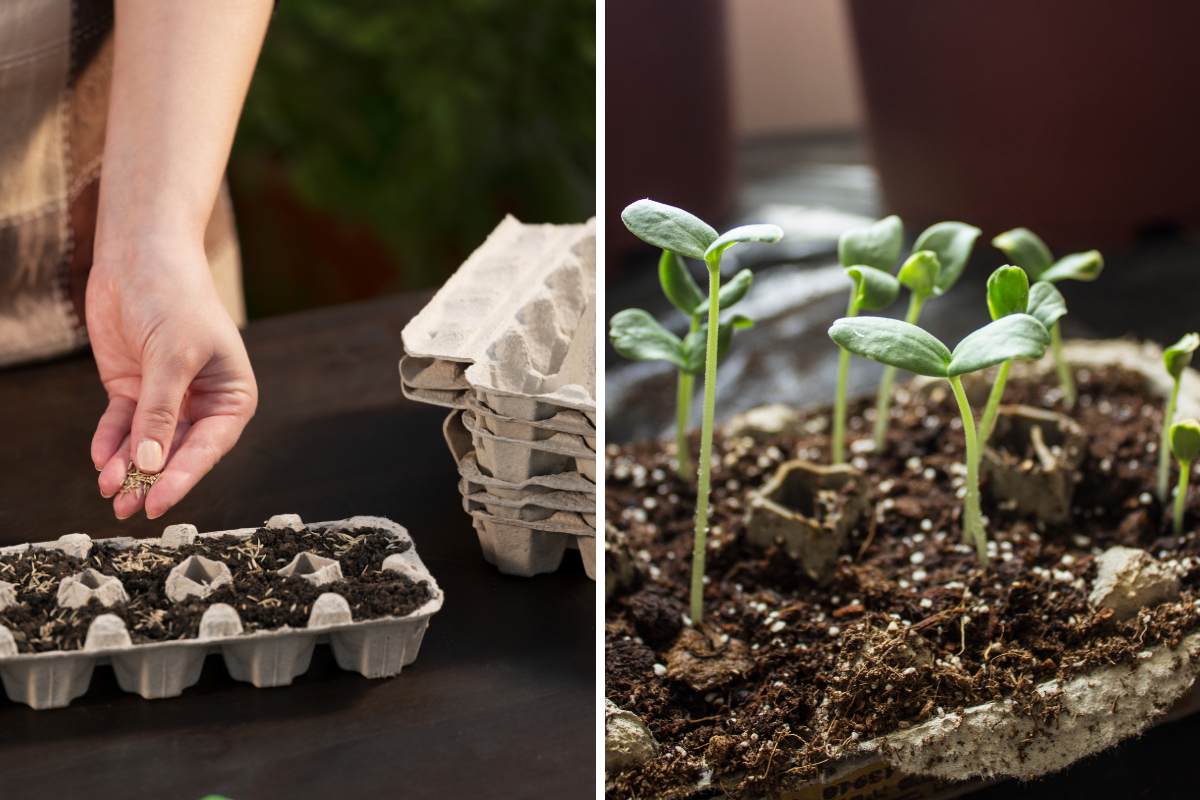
[136,439,164,473]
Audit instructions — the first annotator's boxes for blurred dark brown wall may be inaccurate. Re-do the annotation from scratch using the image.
[606,0,734,273]
[849,0,1200,250]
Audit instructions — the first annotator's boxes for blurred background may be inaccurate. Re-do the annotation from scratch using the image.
[230,0,595,319]
[607,0,1200,447]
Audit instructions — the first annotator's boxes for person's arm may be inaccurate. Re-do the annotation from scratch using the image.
[89,1,273,520]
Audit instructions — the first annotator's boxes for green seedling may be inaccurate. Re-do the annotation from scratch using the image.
[1169,419,1200,534]
[609,248,755,481]
[621,198,782,622]
[977,266,1069,444]
[992,228,1104,406]
[832,215,903,463]
[870,221,982,449]
[829,313,1051,563]
[1157,334,1200,501]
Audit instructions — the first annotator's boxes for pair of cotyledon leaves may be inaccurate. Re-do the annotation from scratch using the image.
[619,199,783,263]
[830,266,1066,381]
[830,266,1065,381]
[991,227,1104,285]
[839,215,981,311]
[610,200,783,373]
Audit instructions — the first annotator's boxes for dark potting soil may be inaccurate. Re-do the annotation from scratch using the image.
[0,524,432,653]
[605,366,1200,799]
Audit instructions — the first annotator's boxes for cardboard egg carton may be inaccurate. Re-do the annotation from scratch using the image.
[0,515,443,710]
[399,216,596,419]
[400,216,597,578]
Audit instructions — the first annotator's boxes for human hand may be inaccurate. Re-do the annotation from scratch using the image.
[86,237,258,520]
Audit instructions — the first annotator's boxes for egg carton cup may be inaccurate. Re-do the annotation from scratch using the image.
[457,452,594,503]
[400,215,596,416]
[472,518,596,579]
[0,515,443,710]
[466,393,595,437]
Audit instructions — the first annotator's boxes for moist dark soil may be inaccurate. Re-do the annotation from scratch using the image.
[605,366,1200,799]
[0,524,433,653]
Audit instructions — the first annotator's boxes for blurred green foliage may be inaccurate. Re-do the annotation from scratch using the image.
[231,0,595,313]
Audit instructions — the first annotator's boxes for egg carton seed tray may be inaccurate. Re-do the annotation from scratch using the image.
[0,515,443,710]
[457,452,595,502]
[464,501,595,534]
[459,479,595,517]
[444,410,596,483]
[466,394,595,437]
[461,408,595,458]
[400,216,596,415]
[458,489,595,532]
[472,518,596,579]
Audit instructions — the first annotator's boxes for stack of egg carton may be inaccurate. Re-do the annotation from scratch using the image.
[400,216,596,579]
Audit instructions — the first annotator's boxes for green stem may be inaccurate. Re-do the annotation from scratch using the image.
[832,297,860,464]
[1158,379,1181,502]
[949,376,988,565]
[872,294,925,449]
[978,360,1012,447]
[674,370,694,481]
[1175,459,1191,535]
[1050,320,1076,407]
[690,263,722,623]
[674,317,701,482]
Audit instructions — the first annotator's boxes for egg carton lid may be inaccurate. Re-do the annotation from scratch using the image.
[401,216,596,413]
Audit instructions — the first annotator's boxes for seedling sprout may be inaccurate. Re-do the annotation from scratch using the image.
[992,228,1103,406]
[621,199,782,622]
[1156,334,1200,501]
[977,267,1068,444]
[1169,419,1200,534]
[829,313,1051,563]
[609,248,754,481]
[832,216,902,463]
[870,221,981,449]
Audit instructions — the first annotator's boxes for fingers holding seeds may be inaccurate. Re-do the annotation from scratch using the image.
[144,415,243,519]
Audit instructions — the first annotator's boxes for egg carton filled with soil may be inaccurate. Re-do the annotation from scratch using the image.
[605,340,1200,799]
[0,514,442,710]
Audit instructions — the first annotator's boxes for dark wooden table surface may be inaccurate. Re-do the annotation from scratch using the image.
[0,293,596,800]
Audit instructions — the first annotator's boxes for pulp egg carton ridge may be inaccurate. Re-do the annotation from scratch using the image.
[401,217,596,578]
[0,514,443,709]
